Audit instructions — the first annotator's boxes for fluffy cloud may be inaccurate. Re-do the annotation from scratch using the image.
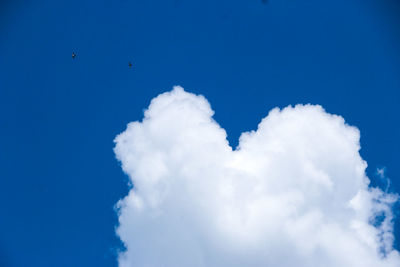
[114,86,399,267]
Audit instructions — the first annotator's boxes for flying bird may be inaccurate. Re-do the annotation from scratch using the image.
[128,62,133,68]
[72,52,76,59]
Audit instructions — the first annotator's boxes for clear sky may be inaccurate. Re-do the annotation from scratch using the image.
[0,0,399,266]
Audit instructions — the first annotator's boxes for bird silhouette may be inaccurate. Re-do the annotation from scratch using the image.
[72,52,76,59]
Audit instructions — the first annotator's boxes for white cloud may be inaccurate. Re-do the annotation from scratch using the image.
[377,167,386,179]
[376,167,391,192]
[114,86,399,267]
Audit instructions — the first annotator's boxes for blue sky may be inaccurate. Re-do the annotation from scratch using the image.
[0,0,399,266]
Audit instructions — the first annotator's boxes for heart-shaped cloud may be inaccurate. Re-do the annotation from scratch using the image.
[114,86,399,267]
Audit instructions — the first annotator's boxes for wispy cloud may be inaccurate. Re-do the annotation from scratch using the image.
[376,166,392,193]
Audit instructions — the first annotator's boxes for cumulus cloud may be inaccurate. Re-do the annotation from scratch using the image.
[114,86,399,267]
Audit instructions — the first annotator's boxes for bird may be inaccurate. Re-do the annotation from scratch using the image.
[128,62,133,68]
[72,52,76,59]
